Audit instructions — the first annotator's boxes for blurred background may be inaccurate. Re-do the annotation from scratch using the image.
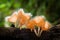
[0,0,60,27]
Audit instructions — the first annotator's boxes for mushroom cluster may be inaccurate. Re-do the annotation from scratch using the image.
[5,8,52,37]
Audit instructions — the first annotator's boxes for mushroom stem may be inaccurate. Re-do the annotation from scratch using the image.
[38,29,43,37]
[34,28,38,36]
[34,27,43,37]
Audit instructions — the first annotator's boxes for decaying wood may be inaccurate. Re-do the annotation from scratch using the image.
[0,24,60,40]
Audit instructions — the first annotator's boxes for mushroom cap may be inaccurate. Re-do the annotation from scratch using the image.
[26,20,36,30]
[32,16,45,28]
[42,21,51,31]
[8,12,18,23]
[18,9,32,26]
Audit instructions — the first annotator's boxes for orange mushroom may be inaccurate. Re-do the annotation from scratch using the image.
[26,20,36,30]
[29,16,46,37]
[8,12,18,23]
[42,21,51,31]
[32,16,45,28]
[26,16,45,30]
[17,9,32,27]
